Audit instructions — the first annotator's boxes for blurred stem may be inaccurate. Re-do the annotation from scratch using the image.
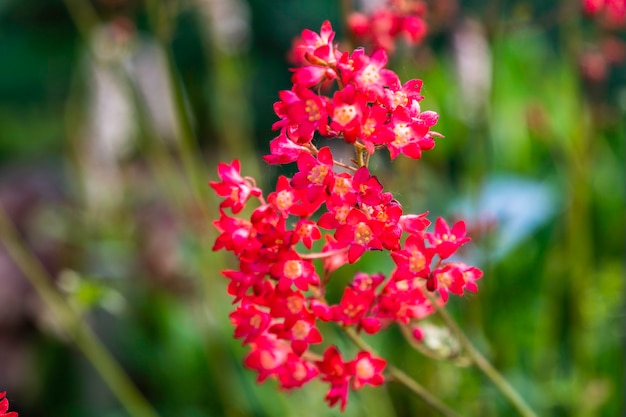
[424,292,538,417]
[0,206,159,417]
[62,0,99,42]
[144,0,210,211]
[343,327,462,417]
[338,0,357,49]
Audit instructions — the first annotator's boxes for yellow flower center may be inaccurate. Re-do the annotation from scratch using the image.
[354,223,373,245]
[283,260,303,279]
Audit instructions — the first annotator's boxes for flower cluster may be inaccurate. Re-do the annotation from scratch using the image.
[211,21,482,411]
[583,0,626,26]
[0,392,18,417]
[347,0,428,53]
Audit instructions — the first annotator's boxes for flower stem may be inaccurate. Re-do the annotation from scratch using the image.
[0,206,159,417]
[424,292,538,417]
[299,247,348,260]
[343,327,462,417]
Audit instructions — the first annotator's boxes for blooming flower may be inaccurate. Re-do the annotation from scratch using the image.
[210,18,484,412]
[0,392,18,417]
[210,160,262,214]
[426,217,471,259]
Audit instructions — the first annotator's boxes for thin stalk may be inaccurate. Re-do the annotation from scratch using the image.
[0,206,159,417]
[424,292,538,417]
[343,328,462,417]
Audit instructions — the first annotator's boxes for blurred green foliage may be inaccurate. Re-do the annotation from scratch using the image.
[0,1,624,417]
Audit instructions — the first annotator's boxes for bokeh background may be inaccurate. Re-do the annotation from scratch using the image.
[0,0,624,416]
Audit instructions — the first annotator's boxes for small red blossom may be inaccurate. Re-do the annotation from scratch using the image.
[329,84,367,143]
[291,219,322,249]
[348,351,386,390]
[428,262,483,300]
[426,217,471,259]
[268,176,323,218]
[271,312,322,355]
[290,20,338,67]
[583,0,626,26]
[244,335,291,383]
[263,131,311,165]
[317,345,351,385]
[291,146,335,202]
[212,211,253,254]
[277,353,319,389]
[391,233,433,279]
[324,381,350,411]
[210,160,262,213]
[350,272,386,293]
[230,302,272,344]
[0,392,18,417]
[273,87,329,140]
[269,252,320,292]
[334,208,385,263]
[347,0,428,53]
[351,49,399,100]
[331,286,375,326]
[399,212,430,235]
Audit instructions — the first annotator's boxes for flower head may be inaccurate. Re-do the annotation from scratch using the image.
[0,392,18,417]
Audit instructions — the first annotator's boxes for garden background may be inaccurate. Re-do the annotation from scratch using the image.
[0,0,624,416]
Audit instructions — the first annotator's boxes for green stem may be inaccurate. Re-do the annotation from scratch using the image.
[0,206,159,417]
[343,328,462,417]
[424,292,538,417]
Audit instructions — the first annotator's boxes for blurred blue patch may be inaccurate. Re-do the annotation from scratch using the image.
[457,176,561,260]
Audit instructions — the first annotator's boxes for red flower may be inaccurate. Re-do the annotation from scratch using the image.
[263,131,311,165]
[290,20,338,67]
[277,353,319,389]
[347,351,386,389]
[273,87,329,141]
[426,217,471,259]
[244,335,291,383]
[210,160,262,213]
[329,84,367,143]
[428,262,483,300]
[291,219,322,249]
[269,251,320,292]
[0,392,18,417]
[331,286,375,326]
[391,232,434,279]
[334,208,385,263]
[291,146,335,202]
[317,345,350,385]
[268,176,323,218]
[351,49,399,100]
[230,302,272,344]
[271,312,322,355]
[317,346,352,410]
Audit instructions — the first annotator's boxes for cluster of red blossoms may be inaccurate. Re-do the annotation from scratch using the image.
[0,392,18,417]
[347,0,428,53]
[211,21,482,411]
[583,0,626,26]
